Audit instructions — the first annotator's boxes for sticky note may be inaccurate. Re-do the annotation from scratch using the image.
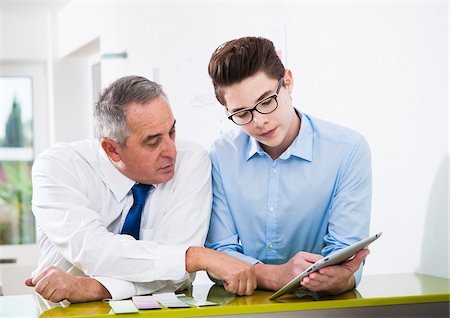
[152,292,190,308]
[109,300,138,314]
[177,295,218,307]
[132,296,162,310]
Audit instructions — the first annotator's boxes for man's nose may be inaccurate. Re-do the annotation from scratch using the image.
[252,111,268,127]
[162,137,177,158]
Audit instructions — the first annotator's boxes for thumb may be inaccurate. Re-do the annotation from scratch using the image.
[24,278,34,287]
[296,251,323,264]
[343,249,370,272]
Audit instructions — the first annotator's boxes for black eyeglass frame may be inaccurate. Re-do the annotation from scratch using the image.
[226,78,284,125]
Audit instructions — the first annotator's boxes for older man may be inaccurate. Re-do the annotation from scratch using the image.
[26,76,256,303]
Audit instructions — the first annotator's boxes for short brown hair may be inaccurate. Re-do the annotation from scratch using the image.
[208,36,285,105]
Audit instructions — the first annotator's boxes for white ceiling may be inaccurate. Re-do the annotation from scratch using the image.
[0,0,70,13]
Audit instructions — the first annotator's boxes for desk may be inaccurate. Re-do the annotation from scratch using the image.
[0,273,449,318]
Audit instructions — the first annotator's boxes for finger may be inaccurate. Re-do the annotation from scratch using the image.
[25,278,34,287]
[303,275,327,292]
[223,280,230,292]
[32,268,49,286]
[309,271,329,283]
[300,280,311,290]
[237,276,247,296]
[316,265,337,277]
[302,275,321,288]
[224,279,238,295]
[344,249,370,272]
[48,288,64,303]
[299,252,323,263]
[245,273,255,296]
[36,280,56,300]
[34,275,50,295]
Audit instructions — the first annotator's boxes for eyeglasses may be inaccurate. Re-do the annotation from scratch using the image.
[227,78,283,125]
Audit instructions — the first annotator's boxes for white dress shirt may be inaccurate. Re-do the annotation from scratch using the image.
[32,139,212,300]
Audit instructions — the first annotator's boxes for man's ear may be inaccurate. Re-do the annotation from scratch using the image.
[283,69,294,94]
[101,138,122,162]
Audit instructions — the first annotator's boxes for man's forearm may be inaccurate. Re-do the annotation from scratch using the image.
[185,246,207,272]
[185,246,227,273]
[254,263,285,291]
[63,277,112,303]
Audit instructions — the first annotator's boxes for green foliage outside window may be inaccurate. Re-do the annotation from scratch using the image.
[4,96,25,147]
[0,163,34,245]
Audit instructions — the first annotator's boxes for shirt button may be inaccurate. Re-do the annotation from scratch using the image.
[268,243,273,249]
[269,206,275,212]
[272,168,278,173]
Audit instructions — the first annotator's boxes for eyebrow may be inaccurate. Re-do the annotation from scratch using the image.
[141,119,176,145]
[229,89,274,114]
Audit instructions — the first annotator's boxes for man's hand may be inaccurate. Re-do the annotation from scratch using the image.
[24,266,111,303]
[254,249,370,295]
[186,247,256,296]
[254,251,323,291]
[301,249,370,294]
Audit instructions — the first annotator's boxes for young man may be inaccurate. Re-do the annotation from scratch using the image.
[206,37,372,295]
[26,76,256,303]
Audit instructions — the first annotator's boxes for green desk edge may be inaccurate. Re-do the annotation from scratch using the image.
[1,272,449,318]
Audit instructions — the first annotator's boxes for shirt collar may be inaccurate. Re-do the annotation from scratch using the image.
[246,136,264,160]
[245,109,313,162]
[98,144,136,202]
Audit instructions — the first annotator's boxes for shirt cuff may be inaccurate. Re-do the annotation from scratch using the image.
[95,276,136,300]
[225,250,262,265]
[353,262,364,287]
[155,244,190,280]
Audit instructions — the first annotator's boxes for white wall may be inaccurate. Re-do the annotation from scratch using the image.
[282,2,449,279]
[0,9,48,61]
[52,56,92,143]
[3,1,448,280]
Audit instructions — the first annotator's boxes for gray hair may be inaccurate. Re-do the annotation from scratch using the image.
[94,75,167,146]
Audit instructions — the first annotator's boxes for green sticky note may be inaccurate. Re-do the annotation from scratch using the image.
[109,300,139,314]
[177,295,218,307]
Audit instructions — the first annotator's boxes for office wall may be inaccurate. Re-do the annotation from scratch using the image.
[8,1,449,279]
[0,6,51,153]
[0,9,48,61]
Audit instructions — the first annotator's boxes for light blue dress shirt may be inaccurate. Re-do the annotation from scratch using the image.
[206,112,372,286]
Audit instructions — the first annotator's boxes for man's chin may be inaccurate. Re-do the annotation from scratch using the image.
[153,170,175,185]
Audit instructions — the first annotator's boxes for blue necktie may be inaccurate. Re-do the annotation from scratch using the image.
[121,183,153,240]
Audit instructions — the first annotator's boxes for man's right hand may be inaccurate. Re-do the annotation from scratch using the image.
[25,266,111,303]
[254,251,323,291]
[185,247,256,296]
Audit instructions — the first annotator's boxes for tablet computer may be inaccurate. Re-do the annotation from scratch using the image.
[269,232,382,300]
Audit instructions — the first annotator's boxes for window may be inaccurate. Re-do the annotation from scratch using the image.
[0,77,35,244]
